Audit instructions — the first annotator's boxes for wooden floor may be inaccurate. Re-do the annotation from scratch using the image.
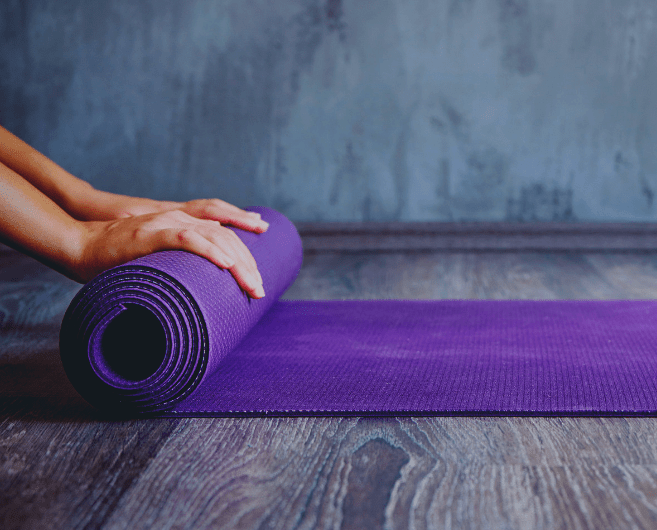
[3,245,657,529]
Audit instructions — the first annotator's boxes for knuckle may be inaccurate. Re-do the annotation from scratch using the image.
[199,204,215,218]
[170,210,187,221]
[201,219,222,233]
[211,223,228,236]
[157,210,176,223]
[132,226,147,241]
[220,249,235,264]
[177,229,191,244]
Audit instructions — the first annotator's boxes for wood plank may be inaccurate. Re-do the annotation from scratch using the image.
[583,253,657,299]
[102,417,657,529]
[283,251,627,300]
[0,403,180,529]
[297,222,657,251]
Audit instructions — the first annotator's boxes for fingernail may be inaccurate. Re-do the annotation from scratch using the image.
[254,285,265,298]
[260,221,269,230]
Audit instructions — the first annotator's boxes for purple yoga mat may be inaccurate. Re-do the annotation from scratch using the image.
[60,207,657,416]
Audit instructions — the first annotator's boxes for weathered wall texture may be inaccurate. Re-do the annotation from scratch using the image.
[1,0,656,222]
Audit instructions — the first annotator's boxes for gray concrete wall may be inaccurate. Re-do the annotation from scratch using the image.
[1,0,656,222]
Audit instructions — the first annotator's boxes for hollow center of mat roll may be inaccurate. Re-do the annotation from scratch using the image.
[94,304,167,383]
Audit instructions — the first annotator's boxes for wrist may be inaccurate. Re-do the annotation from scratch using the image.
[60,182,117,222]
[54,219,91,283]
[72,189,178,221]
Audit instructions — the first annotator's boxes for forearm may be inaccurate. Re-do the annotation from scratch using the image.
[0,126,267,294]
[0,125,180,220]
[0,161,83,279]
[0,124,102,220]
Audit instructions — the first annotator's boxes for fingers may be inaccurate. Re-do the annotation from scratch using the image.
[200,223,263,294]
[157,221,265,299]
[221,227,263,285]
[180,199,269,233]
[166,200,269,292]
[216,208,269,233]
[174,211,262,282]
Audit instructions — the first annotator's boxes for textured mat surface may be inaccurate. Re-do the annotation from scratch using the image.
[60,208,657,416]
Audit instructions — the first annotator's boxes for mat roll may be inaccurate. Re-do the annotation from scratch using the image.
[59,206,303,414]
[61,207,657,417]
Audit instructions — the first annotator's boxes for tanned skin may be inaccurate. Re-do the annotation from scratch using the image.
[0,125,268,298]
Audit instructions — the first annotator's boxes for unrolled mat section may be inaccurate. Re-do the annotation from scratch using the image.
[59,207,657,416]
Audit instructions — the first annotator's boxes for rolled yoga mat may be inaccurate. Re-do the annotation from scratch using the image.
[60,207,657,416]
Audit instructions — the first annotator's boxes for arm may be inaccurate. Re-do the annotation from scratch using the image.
[0,124,173,221]
[0,160,84,279]
[0,139,266,297]
[0,124,101,220]
[0,125,269,227]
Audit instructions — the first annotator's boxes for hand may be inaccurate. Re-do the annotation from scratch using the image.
[76,208,267,298]
[75,194,269,297]
[74,190,269,234]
